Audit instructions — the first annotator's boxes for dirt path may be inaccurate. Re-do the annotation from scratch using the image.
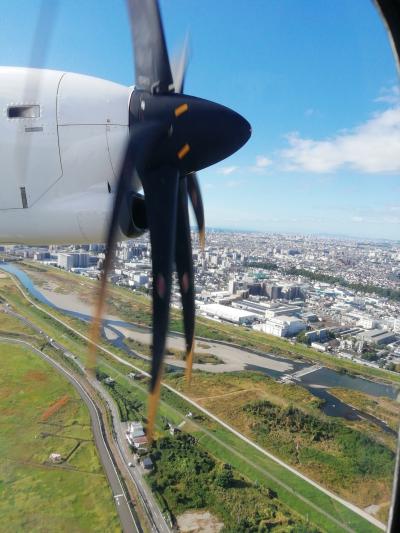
[195,388,252,402]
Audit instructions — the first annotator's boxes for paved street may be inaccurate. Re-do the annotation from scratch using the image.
[90,378,171,533]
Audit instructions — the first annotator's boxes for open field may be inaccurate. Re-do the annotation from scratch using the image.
[165,371,396,513]
[0,276,122,371]
[18,261,400,386]
[0,308,41,343]
[0,268,388,531]
[97,365,318,530]
[0,342,120,532]
[124,336,223,365]
[100,361,381,532]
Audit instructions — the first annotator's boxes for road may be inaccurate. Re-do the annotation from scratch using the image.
[1,307,170,533]
[90,378,171,533]
[4,273,387,532]
[0,335,139,533]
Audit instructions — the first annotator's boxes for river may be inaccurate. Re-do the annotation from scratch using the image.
[0,262,398,433]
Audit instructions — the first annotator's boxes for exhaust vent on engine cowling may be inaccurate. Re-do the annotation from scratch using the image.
[119,192,148,238]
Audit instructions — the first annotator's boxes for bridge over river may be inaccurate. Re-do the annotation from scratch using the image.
[279,364,322,383]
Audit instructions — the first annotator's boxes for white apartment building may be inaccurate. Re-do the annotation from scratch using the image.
[200,303,257,324]
[357,316,379,330]
[257,315,306,338]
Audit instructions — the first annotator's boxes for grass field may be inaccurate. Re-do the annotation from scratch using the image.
[0,309,41,343]
[0,342,120,532]
[0,275,151,372]
[165,371,396,513]
[148,433,317,532]
[97,364,319,531]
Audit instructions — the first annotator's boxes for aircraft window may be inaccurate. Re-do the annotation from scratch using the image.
[7,105,40,119]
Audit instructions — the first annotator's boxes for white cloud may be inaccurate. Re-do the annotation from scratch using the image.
[356,215,400,225]
[255,155,272,168]
[217,156,273,177]
[280,106,400,173]
[375,85,400,105]
[249,154,273,173]
[349,205,400,225]
[225,179,245,188]
[218,165,238,175]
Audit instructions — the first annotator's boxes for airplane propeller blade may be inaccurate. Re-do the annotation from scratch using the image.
[89,0,250,442]
[170,35,203,381]
[375,0,400,71]
[127,0,173,93]
[141,166,180,439]
[17,0,60,204]
[187,173,206,249]
[171,33,190,94]
[373,4,400,528]
[175,178,196,384]
[88,122,163,371]
[170,36,206,249]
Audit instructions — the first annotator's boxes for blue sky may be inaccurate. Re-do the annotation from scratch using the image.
[1,1,399,239]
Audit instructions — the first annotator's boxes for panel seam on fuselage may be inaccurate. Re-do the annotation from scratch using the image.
[57,123,128,127]
[24,71,67,210]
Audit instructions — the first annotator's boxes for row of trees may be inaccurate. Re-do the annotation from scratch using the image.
[247,262,400,302]
[96,369,143,421]
[286,267,400,302]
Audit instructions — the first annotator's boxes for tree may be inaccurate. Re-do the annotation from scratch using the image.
[361,351,378,362]
[215,464,234,488]
[296,331,310,345]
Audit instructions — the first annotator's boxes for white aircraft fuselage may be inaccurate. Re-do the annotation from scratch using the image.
[0,66,138,245]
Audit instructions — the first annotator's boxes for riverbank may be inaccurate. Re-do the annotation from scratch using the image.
[2,262,398,425]
[20,260,400,387]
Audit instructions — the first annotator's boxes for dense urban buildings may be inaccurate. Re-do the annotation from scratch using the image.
[3,229,400,371]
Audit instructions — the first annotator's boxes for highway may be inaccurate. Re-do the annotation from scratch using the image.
[0,335,139,533]
[3,272,387,532]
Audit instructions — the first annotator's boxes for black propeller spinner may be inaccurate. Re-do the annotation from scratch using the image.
[89,0,251,441]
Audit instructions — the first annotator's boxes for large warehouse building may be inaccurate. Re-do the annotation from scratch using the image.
[256,315,306,338]
[200,303,257,325]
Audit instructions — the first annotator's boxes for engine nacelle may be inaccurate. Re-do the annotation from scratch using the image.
[0,67,145,245]
[120,192,148,238]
